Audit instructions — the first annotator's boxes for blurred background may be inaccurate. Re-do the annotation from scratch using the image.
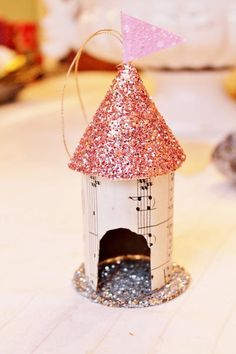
[1,0,236,132]
[1,0,236,176]
[1,2,236,352]
[1,2,236,239]
[1,0,236,277]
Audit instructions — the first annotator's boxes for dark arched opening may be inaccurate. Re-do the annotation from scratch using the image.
[99,228,150,263]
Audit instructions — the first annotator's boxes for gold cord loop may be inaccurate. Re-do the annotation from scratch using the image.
[61,29,123,158]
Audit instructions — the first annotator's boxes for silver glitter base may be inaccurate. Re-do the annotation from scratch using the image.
[73,258,190,308]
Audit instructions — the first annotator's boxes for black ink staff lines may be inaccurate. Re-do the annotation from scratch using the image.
[151,260,170,271]
[137,216,172,230]
[130,178,156,247]
[166,173,174,260]
[88,176,99,272]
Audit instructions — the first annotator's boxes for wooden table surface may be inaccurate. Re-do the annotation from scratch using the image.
[0,70,236,354]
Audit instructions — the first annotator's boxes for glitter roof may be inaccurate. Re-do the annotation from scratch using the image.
[69,63,186,180]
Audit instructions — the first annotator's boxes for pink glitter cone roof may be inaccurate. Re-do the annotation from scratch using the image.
[69,63,186,180]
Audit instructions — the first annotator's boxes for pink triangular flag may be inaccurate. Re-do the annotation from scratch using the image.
[121,12,183,62]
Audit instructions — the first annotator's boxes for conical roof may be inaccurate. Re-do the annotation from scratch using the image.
[69,63,185,180]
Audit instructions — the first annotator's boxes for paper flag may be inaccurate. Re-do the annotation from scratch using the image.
[121,12,183,63]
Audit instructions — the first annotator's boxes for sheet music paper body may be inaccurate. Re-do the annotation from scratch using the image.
[82,173,174,290]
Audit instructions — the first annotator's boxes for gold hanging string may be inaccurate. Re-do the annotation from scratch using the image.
[61,29,123,159]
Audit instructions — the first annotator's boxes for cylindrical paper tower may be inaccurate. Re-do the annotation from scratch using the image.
[69,63,186,294]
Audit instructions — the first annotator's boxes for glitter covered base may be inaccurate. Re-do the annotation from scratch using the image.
[73,258,190,308]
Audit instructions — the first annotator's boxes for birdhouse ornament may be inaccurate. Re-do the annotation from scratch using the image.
[63,13,190,307]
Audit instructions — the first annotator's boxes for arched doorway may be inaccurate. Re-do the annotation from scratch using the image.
[98,228,151,295]
[99,228,150,263]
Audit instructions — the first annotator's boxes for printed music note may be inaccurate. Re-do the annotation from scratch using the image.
[90,176,100,188]
[143,232,157,247]
[129,195,153,201]
[88,176,100,267]
[128,178,157,247]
